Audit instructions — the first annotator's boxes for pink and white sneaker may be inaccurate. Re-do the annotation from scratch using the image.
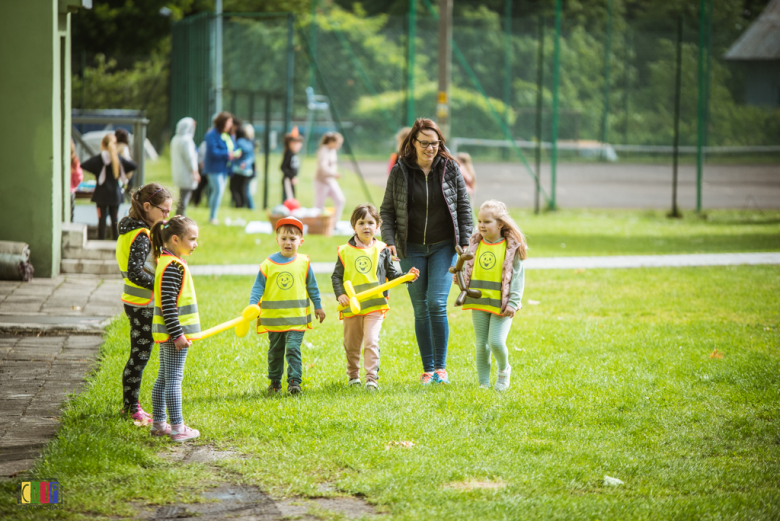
[133,403,152,421]
[150,422,172,437]
[169,424,200,443]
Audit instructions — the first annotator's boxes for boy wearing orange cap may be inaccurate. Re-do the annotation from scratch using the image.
[248,217,326,394]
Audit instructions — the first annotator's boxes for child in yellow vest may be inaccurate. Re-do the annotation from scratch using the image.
[115,183,172,423]
[249,217,326,395]
[331,204,419,390]
[461,200,527,391]
[149,215,201,442]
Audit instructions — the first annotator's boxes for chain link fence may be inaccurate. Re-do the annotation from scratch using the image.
[169,8,780,211]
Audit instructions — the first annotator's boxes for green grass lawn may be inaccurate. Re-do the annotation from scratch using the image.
[3,266,779,519]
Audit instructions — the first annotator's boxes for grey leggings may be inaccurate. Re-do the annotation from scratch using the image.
[152,340,189,425]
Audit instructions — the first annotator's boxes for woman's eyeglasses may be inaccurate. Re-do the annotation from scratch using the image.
[154,205,171,216]
[415,138,440,149]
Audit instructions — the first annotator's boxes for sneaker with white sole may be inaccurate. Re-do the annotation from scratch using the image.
[420,372,434,385]
[365,381,378,391]
[150,422,171,437]
[169,424,200,442]
[433,369,450,384]
[494,365,512,391]
[348,378,361,387]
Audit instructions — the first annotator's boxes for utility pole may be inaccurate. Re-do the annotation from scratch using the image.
[436,0,452,139]
[215,0,223,113]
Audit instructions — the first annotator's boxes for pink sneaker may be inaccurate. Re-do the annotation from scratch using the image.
[420,372,434,385]
[134,403,152,421]
[150,422,172,437]
[169,424,200,443]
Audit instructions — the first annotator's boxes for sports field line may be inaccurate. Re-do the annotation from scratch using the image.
[190,252,780,276]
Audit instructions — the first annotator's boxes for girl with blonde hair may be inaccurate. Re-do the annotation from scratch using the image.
[81,133,138,239]
[459,199,526,391]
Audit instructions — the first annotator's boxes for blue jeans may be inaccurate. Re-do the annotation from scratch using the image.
[206,173,227,221]
[400,240,456,373]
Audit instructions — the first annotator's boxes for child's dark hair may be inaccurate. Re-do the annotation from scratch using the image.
[150,215,197,258]
[115,128,130,145]
[319,131,343,147]
[235,124,247,140]
[283,133,303,152]
[129,183,172,226]
[276,224,303,237]
[350,203,382,229]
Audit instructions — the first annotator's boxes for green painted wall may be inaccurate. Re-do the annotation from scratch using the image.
[0,1,73,277]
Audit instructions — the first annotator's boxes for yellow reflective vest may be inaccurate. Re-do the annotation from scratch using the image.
[463,239,507,316]
[256,254,313,334]
[116,227,153,307]
[152,254,201,342]
[337,241,390,319]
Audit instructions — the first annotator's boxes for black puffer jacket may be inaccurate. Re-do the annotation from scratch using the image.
[380,156,473,259]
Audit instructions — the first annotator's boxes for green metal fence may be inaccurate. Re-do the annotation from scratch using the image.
[170,4,780,212]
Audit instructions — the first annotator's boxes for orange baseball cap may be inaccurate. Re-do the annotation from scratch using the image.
[276,216,304,232]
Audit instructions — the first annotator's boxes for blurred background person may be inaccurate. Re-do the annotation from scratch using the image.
[170,117,200,216]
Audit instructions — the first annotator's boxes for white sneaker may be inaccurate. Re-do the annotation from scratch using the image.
[365,381,378,391]
[494,365,512,391]
[348,378,361,387]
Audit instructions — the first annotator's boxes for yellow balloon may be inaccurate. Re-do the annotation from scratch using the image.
[235,320,250,337]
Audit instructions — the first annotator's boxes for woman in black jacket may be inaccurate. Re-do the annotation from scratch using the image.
[81,133,137,240]
[380,118,473,385]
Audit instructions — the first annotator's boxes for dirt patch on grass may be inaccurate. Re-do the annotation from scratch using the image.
[144,445,381,519]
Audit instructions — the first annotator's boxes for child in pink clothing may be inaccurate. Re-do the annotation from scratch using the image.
[331,204,419,390]
[314,132,346,226]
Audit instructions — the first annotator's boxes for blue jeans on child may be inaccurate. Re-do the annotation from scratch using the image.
[400,240,456,373]
[207,173,227,221]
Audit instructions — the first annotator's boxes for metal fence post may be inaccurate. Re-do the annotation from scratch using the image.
[263,94,270,209]
[599,0,613,158]
[284,13,295,135]
[549,0,563,211]
[670,15,683,219]
[695,0,709,213]
[534,15,545,215]
[407,0,417,126]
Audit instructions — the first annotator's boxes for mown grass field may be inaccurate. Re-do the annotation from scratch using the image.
[2,264,779,520]
[134,154,780,265]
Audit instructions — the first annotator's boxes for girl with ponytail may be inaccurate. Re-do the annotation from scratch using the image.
[115,183,173,424]
[81,132,138,239]
[149,214,202,442]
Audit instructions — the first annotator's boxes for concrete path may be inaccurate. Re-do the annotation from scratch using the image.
[0,275,123,479]
[189,252,780,277]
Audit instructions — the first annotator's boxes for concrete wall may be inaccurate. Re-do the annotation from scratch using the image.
[0,1,73,277]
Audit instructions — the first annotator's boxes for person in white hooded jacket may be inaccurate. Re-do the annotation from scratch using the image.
[170,117,200,215]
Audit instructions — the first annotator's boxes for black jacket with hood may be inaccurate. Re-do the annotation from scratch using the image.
[380,155,473,259]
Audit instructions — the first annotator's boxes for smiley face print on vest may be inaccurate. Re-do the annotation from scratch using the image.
[355,255,373,275]
[276,272,295,290]
[479,251,497,271]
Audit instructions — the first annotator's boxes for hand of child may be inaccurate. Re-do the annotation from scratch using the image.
[337,294,350,307]
[193,171,201,184]
[228,151,235,161]
[292,177,298,185]
[502,306,516,318]
[174,335,192,351]
[315,308,326,323]
[409,267,420,282]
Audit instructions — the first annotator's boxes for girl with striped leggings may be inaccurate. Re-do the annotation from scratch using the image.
[149,215,201,442]
[460,200,526,391]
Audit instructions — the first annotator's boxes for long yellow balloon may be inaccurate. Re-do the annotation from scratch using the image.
[337,272,416,313]
[188,304,261,341]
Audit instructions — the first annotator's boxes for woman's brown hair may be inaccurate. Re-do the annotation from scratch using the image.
[349,203,382,229]
[399,118,455,164]
[129,183,172,226]
[213,111,233,133]
[150,215,197,259]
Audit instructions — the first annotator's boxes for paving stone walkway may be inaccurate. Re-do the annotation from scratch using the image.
[0,275,123,479]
